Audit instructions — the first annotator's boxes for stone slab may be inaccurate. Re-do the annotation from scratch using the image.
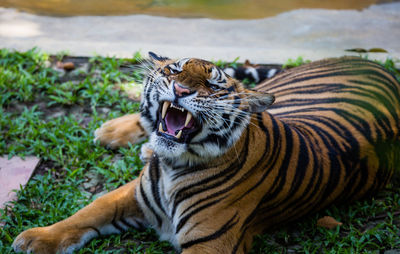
[0,156,39,210]
[0,3,399,64]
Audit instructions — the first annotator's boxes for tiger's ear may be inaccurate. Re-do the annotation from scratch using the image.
[148,52,170,63]
[244,89,275,113]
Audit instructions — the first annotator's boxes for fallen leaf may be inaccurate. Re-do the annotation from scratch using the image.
[344,48,388,53]
[317,216,343,229]
[368,48,388,53]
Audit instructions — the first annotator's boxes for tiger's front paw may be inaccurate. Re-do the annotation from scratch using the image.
[13,226,96,254]
[94,113,147,149]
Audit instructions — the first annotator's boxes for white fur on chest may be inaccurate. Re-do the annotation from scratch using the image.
[157,166,180,247]
[137,161,183,250]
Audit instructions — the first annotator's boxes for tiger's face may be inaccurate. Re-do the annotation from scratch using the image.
[140,52,274,166]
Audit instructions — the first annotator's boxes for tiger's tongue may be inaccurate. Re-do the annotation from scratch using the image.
[164,109,195,135]
[165,110,186,135]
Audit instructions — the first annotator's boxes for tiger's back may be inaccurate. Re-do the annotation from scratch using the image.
[252,57,400,222]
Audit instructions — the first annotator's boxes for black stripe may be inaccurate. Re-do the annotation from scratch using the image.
[229,114,280,204]
[181,212,239,249]
[271,83,347,95]
[275,105,373,142]
[267,67,394,93]
[88,226,101,236]
[176,195,227,233]
[260,116,354,221]
[349,79,398,104]
[255,121,294,206]
[120,217,137,229]
[149,155,167,216]
[139,178,162,227]
[198,133,228,145]
[111,221,125,232]
[342,157,370,201]
[187,147,201,157]
[171,130,250,218]
[279,133,322,220]
[111,205,125,232]
[171,157,240,218]
[232,226,248,254]
[282,130,310,194]
[237,115,283,231]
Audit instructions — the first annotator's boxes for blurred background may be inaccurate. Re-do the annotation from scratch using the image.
[1,0,398,19]
[1,0,400,63]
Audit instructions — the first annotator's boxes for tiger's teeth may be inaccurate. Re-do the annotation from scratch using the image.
[175,130,182,139]
[185,112,192,127]
[162,101,170,119]
[158,122,164,133]
[170,103,185,112]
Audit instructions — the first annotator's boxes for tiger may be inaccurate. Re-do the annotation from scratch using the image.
[13,52,400,254]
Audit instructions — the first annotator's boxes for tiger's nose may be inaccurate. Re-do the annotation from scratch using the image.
[174,82,191,97]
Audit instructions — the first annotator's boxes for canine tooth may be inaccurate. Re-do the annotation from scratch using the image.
[185,112,192,127]
[162,101,170,119]
[175,130,182,139]
[159,122,164,133]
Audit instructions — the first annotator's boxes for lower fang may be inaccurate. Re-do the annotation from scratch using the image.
[159,123,164,133]
[175,130,182,139]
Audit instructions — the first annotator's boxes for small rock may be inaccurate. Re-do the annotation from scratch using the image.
[287,245,302,253]
[44,60,52,68]
[97,107,111,114]
[119,81,143,101]
[47,110,65,119]
[53,66,66,76]
[80,116,93,128]
[69,106,84,116]
[83,170,103,190]
[0,156,40,217]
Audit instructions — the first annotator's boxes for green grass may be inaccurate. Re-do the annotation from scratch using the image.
[0,48,399,253]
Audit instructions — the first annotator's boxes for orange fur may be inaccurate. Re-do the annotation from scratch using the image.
[14,57,400,254]
[94,113,146,148]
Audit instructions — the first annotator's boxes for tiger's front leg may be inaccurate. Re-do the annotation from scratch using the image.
[13,179,145,254]
[94,113,147,149]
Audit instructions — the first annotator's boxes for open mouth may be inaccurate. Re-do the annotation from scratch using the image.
[157,101,199,142]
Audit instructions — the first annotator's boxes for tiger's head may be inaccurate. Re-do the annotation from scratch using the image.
[140,52,275,166]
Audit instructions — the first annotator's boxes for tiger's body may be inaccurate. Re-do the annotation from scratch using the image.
[13,55,400,254]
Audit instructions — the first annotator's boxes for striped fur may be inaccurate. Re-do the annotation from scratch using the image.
[13,56,400,254]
